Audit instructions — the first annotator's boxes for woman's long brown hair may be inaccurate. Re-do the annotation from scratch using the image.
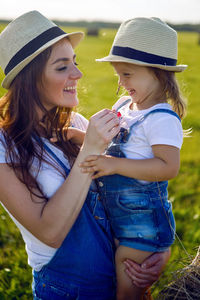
[0,45,80,201]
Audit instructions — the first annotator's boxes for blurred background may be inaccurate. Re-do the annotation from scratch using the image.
[0,1,200,299]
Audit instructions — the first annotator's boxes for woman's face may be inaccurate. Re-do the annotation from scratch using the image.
[39,38,82,111]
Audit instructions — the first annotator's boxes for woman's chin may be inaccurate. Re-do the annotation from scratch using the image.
[63,97,79,108]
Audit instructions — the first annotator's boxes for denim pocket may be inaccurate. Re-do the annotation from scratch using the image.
[34,279,79,300]
[108,194,158,241]
[154,201,176,247]
[116,193,150,212]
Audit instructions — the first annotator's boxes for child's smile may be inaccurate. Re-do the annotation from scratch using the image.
[112,62,162,110]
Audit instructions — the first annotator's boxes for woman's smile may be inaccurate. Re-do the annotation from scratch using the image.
[63,86,77,94]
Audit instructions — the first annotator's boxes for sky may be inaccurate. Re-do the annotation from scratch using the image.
[0,0,199,24]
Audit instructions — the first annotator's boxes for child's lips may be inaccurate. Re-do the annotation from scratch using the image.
[128,89,135,96]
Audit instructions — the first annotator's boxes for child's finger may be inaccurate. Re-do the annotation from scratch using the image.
[50,137,58,142]
[79,160,97,168]
[91,171,104,179]
[81,166,98,174]
[81,168,93,174]
[84,155,99,162]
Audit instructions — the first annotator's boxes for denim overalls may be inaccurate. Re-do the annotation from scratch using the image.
[96,100,180,253]
[32,139,116,299]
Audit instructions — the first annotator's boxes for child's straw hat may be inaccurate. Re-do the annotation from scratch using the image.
[97,17,187,72]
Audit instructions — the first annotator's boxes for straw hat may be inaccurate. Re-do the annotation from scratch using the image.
[96,17,187,72]
[0,10,84,89]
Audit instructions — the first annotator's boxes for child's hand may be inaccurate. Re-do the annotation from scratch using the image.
[50,127,85,145]
[66,127,85,145]
[79,155,116,179]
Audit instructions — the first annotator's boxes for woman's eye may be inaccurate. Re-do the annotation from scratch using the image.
[57,66,67,71]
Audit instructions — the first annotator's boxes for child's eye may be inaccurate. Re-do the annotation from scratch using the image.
[123,73,130,76]
[74,62,78,66]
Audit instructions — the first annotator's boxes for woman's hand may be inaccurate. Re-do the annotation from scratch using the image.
[82,109,120,154]
[124,250,171,288]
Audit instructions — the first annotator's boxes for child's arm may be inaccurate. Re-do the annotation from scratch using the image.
[50,127,86,146]
[66,127,85,145]
[79,144,180,181]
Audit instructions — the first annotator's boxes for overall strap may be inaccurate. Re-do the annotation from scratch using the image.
[115,98,132,111]
[129,108,181,132]
[32,134,70,177]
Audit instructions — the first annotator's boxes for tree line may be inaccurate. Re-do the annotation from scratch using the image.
[0,18,200,32]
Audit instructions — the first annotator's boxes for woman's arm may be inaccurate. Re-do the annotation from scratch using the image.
[0,109,119,248]
[80,144,180,181]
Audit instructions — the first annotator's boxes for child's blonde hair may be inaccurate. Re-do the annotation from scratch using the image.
[151,68,187,119]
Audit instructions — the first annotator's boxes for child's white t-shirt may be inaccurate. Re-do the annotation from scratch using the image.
[112,97,183,161]
[0,112,88,271]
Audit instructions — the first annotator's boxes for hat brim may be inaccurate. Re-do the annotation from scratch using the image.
[96,55,187,72]
[2,31,84,89]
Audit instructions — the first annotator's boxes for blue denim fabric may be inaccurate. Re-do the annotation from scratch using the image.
[32,188,116,299]
[96,106,178,252]
[97,175,175,252]
[32,140,116,299]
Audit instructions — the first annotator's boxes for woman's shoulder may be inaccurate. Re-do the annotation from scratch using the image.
[71,112,88,131]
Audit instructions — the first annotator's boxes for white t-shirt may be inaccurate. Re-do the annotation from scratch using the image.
[113,97,183,160]
[0,112,88,271]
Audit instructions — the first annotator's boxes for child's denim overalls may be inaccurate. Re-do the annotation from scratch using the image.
[97,100,180,253]
[32,138,116,300]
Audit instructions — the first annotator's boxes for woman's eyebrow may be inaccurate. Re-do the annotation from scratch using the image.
[52,58,70,64]
[52,54,76,65]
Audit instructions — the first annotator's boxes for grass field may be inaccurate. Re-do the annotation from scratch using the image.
[0,25,200,299]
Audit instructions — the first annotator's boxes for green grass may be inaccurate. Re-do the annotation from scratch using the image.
[0,26,200,298]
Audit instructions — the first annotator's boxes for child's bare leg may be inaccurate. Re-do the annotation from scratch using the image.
[115,245,152,300]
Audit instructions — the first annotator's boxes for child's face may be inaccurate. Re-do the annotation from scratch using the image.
[112,62,162,110]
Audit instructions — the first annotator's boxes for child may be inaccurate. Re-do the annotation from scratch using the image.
[79,17,187,300]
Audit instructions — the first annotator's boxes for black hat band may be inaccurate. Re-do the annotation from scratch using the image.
[112,46,177,66]
[5,26,66,75]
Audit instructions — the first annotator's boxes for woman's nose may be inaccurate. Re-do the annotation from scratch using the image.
[70,65,82,80]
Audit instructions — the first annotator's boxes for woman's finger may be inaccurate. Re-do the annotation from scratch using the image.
[126,258,160,275]
[90,109,112,120]
[125,269,152,288]
[124,262,154,280]
[101,114,120,132]
[94,110,119,130]
[141,250,171,270]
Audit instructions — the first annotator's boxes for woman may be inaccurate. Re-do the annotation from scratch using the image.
[0,11,170,299]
